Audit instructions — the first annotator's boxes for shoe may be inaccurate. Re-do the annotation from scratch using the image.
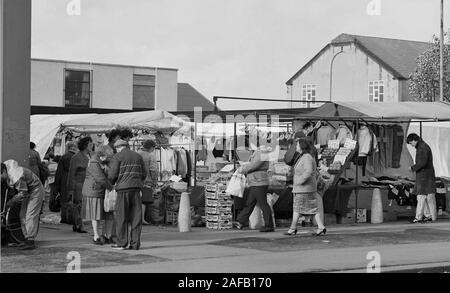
[313,228,327,236]
[142,220,150,225]
[103,236,112,244]
[128,246,140,250]
[93,238,104,245]
[111,244,127,250]
[422,217,433,223]
[233,222,244,230]
[284,228,298,236]
[18,240,36,250]
[410,218,422,224]
[259,227,275,233]
[72,226,88,233]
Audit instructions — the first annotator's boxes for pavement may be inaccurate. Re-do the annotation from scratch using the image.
[2,215,450,273]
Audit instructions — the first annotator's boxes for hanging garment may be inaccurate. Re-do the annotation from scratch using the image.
[316,125,335,146]
[385,126,394,169]
[176,149,188,177]
[357,126,372,157]
[391,125,404,168]
[335,125,353,145]
[185,150,192,179]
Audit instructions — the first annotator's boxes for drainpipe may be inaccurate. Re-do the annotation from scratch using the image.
[329,46,344,101]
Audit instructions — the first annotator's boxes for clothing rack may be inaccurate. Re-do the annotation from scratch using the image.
[155,143,193,186]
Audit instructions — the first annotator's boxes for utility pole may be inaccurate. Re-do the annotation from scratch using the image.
[440,0,444,102]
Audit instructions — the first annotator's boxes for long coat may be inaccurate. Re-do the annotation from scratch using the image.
[54,151,75,202]
[67,152,90,202]
[412,140,436,195]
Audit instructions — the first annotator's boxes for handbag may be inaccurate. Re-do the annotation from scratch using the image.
[226,171,246,198]
[104,189,117,212]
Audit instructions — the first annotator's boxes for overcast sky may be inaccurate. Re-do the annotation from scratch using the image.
[32,0,450,110]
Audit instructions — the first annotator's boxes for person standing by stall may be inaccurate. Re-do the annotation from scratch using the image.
[284,140,326,236]
[407,133,437,223]
[234,145,275,233]
[54,142,78,224]
[28,142,41,179]
[138,139,158,225]
[2,160,45,250]
[68,137,94,233]
[108,139,146,250]
[82,145,114,245]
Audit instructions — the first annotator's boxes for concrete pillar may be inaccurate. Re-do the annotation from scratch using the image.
[0,0,31,166]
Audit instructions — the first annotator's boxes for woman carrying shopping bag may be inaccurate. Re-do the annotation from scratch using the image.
[234,145,275,233]
[285,139,326,236]
[81,145,115,245]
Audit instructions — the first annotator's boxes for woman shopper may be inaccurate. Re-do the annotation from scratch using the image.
[285,139,326,236]
[2,160,45,250]
[137,139,159,225]
[68,137,93,233]
[234,144,275,233]
[81,145,115,245]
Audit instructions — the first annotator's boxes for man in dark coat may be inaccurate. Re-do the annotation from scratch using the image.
[108,139,146,250]
[54,142,77,224]
[407,133,437,223]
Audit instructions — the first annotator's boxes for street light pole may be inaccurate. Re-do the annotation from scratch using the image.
[330,46,344,101]
[440,0,444,102]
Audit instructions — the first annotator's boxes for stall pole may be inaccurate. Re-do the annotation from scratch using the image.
[233,122,237,171]
[420,122,423,139]
[233,121,238,221]
[354,118,360,224]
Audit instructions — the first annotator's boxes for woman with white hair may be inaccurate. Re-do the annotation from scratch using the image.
[81,145,115,245]
[1,160,45,250]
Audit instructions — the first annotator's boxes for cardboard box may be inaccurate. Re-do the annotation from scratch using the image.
[338,209,366,224]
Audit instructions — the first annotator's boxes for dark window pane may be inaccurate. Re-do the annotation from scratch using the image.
[133,85,155,109]
[65,70,90,108]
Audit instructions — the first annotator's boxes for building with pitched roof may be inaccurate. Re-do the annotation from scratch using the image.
[286,33,432,106]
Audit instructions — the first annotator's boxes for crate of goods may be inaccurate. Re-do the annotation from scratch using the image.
[206,221,219,229]
[328,161,342,175]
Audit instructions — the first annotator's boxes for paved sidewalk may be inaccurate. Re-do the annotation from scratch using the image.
[2,219,450,273]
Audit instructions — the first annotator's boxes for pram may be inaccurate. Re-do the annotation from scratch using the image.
[1,188,26,246]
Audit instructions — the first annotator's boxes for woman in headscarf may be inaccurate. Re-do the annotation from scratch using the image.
[2,160,45,250]
[82,145,114,245]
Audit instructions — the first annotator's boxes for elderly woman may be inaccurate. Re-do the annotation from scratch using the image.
[68,137,93,233]
[1,160,45,250]
[81,145,115,245]
[285,139,326,236]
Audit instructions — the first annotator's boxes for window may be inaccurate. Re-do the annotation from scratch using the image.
[369,81,384,102]
[301,84,317,107]
[64,70,91,108]
[133,74,155,109]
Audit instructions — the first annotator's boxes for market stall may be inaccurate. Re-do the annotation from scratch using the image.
[295,101,450,224]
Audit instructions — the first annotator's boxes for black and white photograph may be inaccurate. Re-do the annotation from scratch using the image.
[1,0,450,277]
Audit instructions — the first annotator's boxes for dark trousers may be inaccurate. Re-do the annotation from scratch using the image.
[72,200,84,230]
[114,190,142,248]
[237,186,274,229]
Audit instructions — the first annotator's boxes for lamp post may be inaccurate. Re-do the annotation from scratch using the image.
[440,0,444,102]
[330,46,344,101]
